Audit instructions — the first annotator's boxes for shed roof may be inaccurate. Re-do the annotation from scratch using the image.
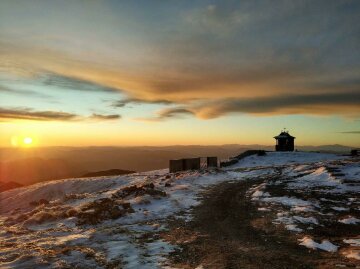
[274,131,295,139]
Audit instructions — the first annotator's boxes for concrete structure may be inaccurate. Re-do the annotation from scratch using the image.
[169,159,184,173]
[274,130,295,151]
[207,157,218,167]
[183,158,201,171]
[169,157,218,173]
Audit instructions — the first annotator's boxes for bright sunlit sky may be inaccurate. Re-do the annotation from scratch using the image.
[0,0,359,147]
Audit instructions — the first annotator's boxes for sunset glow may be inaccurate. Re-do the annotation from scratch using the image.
[0,1,359,147]
[23,137,33,145]
[1,2,360,267]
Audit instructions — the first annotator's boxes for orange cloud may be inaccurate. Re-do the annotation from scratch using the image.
[1,42,359,121]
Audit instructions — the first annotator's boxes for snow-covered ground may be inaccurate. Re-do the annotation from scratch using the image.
[230,151,344,169]
[0,152,359,268]
[246,153,360,261]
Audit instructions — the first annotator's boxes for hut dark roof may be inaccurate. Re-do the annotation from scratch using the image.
[274,131,295,139]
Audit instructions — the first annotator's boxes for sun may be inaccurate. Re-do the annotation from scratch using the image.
[23,137,33,145]
[11,135,37,147]
[11,135,38,148]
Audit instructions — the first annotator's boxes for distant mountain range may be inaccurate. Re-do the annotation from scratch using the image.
[0,144,355,187]
[297,144,356,153]
[0,181,22,193]
[81,169,135,178]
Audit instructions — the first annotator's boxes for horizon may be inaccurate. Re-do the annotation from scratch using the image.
[0,143,355,187]
[0,142,359,149]
[0,1,359,148]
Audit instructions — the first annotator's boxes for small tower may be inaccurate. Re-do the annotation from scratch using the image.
[274,129,295,151]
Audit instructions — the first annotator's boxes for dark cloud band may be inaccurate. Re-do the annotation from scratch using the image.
[90,113,121,120]
[0,108,121,122]
[0,107,78,121]
[339,131,360,134]
[112,98,173,108]
[155,91,360,120]
[39,73,121,93]
[195,91,360,119]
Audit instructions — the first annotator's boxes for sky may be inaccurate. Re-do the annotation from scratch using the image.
[0,0,359,147]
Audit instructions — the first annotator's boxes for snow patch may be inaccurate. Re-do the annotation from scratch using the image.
[262,196,315,208]
[285,224,303,233]
[343,238,360,247]
[339,217,360,225]
[258,207,270,212]
[331,207,349,212]
[293,216,318,225]
[230,152,343,169]
[299,237,338,252]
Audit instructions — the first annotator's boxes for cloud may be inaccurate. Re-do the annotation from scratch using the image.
[39,73,121,93]
[0,107,78,121]
[183,4,250,34]
[339,131,360,134]
[90,113,121,120]
[136,107,194,122]
[0,85,52,99]
[196,91,360,119]
[112,98,173,108]
[154,91,360,120]
[158,108,194,119]
[0,1,359,121]
[0,107,122,122]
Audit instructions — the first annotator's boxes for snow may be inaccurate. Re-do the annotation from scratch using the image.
[285,224,303,232]
[245,153,360,246]
[258,207,270,212]
[339,217,360,225]
[273,212,318,231]
[340,164,360,181]
[262,196,316,208]
[293,216,319,225]
[229,151,344,169]
[0,176,130,213]
[286,167,341,190]
[0,151,356,267]
[291,206,315,212]
[343,239,360,247]
[331,207,349,212]
[0,166,254,268]
[299,237,338,252]
[251,190,270,200]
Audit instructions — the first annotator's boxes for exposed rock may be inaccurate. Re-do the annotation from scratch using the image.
[66,208,78,217]
[121,202,132,210]
[29,199,49,207]
[77,198,134,225]
[112,184,166,199]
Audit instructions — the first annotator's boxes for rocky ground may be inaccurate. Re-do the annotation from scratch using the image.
[165,159,360,268]
[0,152,359,268]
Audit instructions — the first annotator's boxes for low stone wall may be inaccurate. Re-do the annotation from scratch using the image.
[220,158,238,168]
[220,150,266,167]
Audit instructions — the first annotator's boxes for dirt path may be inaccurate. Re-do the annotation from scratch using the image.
[163,175,344,269]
